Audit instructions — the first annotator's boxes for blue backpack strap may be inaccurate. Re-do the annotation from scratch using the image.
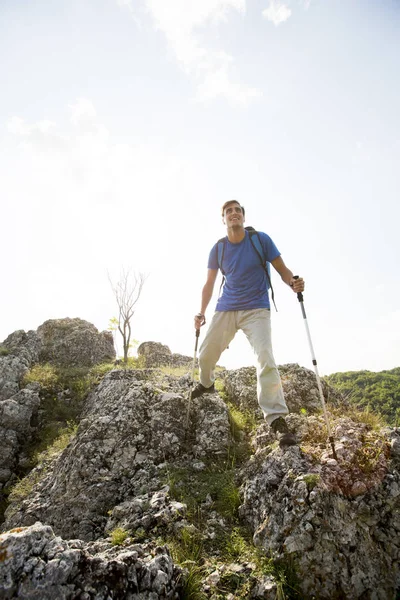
[247,228,278,311]
[217,237,227,297]
[217,237,226,275]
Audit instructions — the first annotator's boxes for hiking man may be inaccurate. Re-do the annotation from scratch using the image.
[192,200,305,446]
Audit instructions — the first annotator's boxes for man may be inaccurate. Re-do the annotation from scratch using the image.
[192,200,305,447]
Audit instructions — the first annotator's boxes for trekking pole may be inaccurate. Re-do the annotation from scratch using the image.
[186,328,200,428]
[293,276,337,460]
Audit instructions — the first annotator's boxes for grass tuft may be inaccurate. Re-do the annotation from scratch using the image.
[166,462,240,524]
[8,469,44,505]
[110,527,129,546]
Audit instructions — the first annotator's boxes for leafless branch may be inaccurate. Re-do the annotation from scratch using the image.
[108,269,148,363]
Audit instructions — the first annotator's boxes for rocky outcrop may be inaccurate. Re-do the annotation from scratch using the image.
[138,342,193,369]
[3,369,230,541]
[0,522,183,599]
[223,363,344,417]
[0,319,116,515]
[1,338,400,599]
[0,388,40,490]
[241,414,400,599]
[0,331,42,498]
[37,318,115,367]
[1,330,41,368]
[0,330,40,401]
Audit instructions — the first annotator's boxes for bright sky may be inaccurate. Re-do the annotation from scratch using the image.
[1,0,399,375]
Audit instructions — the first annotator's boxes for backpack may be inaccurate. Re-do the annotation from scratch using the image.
[216,226,277,311]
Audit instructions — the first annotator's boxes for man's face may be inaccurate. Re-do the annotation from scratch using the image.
[223,203,244,228]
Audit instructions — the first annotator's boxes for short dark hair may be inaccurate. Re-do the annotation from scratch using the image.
[221,200,245,218]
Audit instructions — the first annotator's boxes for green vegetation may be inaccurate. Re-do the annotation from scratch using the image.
[302,474,320,490]
[118,356,146,369]
[0,345,10,356]
[7,470,44,505]
[110,527,129,546]
[6,421,78,513]
[160,365,198,378]
[334,405,386,431]
[324,367,400,425]
[158,398,301,599]
[165,524,300,599]
[165,461,240,524]
[352,433,390,474]
[21,362,125,458]
[34,422,78,464]
[159,365,225,378]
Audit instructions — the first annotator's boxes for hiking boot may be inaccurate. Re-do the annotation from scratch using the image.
[190,382,215,400]
[270,417,297,447]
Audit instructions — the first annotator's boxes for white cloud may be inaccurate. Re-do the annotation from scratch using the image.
[5,99,194,219]
[262,0,292,26]
[118,0,261,105]
[7,116,56,136]
[197,66,262,106]
[69,98,97,126]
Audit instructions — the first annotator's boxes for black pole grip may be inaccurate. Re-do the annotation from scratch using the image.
[293,275,303,302]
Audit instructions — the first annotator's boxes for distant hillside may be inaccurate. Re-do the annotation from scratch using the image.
[324,367,400,426]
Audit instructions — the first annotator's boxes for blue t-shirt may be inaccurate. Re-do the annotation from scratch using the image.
[208,230,280,311]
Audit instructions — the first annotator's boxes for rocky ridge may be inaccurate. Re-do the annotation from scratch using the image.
[0,319,115,506]
[1,327,399,599]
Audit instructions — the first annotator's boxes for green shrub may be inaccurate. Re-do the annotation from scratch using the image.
[23,363,58,388]
[166,463,240,524]
[325,368,400,425]
[34,422,78,464]
[8,469,44,504]
[338,406,386,431]
[302,473,320,490]
[159,527,207,600]
[110,527,129,546]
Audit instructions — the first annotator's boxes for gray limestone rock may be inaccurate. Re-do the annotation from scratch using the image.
[0,521,183,599]
[222,363,344,417]
[138,342,173,367]
[240,414,400,599]
[0,330,40,401]
[0,355,29,401]
[1,338,399,600]
[3,370,231,541]
[37,318,115,367]
[0,388,41,494]
[1,329,41,367]
[137,341,193,369]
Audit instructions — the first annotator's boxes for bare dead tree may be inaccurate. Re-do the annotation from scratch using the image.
[109,269,148,363]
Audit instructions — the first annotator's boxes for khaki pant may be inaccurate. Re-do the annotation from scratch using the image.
[199,308,288,425]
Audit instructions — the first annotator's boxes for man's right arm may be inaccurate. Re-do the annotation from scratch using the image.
[195,268,218,329]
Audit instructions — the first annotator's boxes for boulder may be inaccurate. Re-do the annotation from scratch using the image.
[1,330,41,366]
[138,342,172,367]
[0,330,41,401]
[222,363,344,417]
[240,414,400,599]
[137,342,193,369]
[37,318,115,367]
[0,521,183,599]
[3,369,231,541]
[0,388,41,494]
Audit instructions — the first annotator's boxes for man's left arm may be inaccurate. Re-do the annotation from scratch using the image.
[271,256,305,293]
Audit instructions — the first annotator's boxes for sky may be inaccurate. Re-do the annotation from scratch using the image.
[1,0,399,375]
